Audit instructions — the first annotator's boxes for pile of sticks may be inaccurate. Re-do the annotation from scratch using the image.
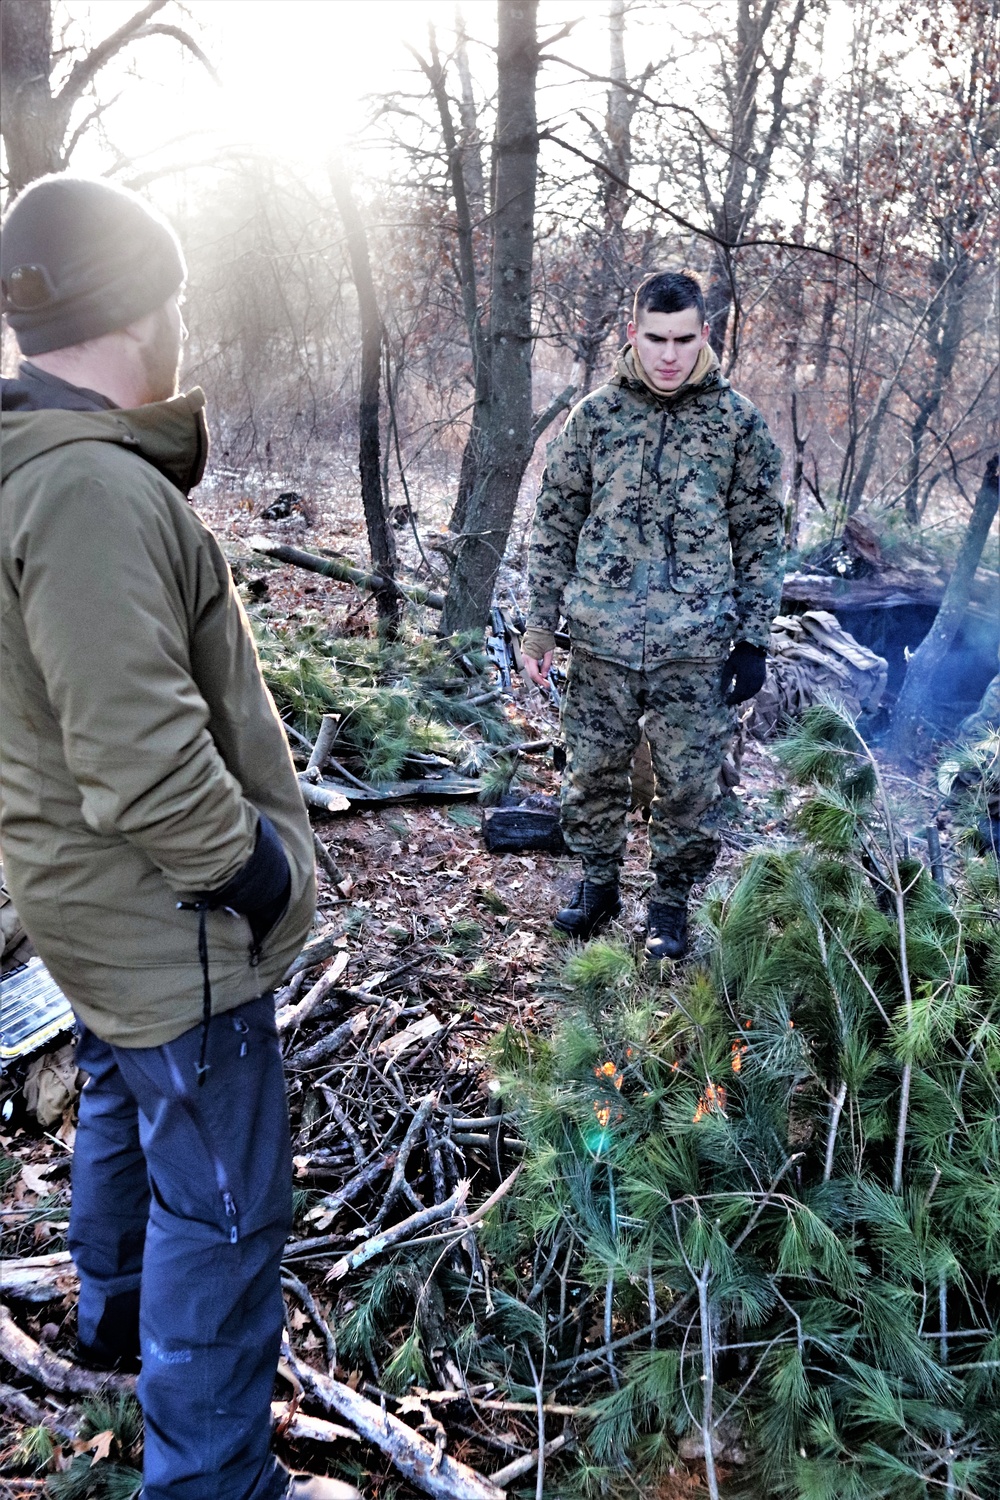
[0,730,563,1498]
[274,952,541,1498]
[0,964,541,1499]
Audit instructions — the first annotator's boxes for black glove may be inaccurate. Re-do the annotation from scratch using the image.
[720,641,767,706]
[195,812,291,950]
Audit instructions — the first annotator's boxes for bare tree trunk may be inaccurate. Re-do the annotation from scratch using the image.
[845,373,895,515]
[441,0,539,635]
[451,9,492,533]
[890,455,999,759]
[411,28,491,538]
[328,157,401,636]
[1,0,62,194]
[813,267,838,387]
[902,251,973,524]
[455,10,487,219]
[1,1,212,202]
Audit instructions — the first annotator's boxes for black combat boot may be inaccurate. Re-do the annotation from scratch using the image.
[645,901,688,961]
[554,880,622,940]
[76,1288,142,1374]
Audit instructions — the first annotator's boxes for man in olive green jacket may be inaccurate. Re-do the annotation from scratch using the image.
[1,177,352,1500]
[522,271,784,957]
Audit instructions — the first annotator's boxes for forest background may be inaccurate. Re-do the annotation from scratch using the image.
[2,0,998,645]
[3,7,1000,1500]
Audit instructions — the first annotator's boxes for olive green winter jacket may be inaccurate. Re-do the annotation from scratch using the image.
[0,390,315,1047]
[526,348,785,668]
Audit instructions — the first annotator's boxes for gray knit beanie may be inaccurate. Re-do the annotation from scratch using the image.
[1,175,186,355]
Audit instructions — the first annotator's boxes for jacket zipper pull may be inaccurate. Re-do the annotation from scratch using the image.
[223,1191,238,1244]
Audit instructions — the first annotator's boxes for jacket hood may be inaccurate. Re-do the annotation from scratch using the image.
[611,344,726,403]
[1,387,209,496]
[1,362,118,413]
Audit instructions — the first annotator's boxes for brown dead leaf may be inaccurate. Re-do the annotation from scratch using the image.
[90,1430,114,1463]
[74,1430,114,1463]
[20,1162,55,1196]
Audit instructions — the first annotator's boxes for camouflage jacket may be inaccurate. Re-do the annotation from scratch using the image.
[526,348,785,669]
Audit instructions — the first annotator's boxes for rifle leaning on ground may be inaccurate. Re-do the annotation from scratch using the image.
[486,606,515,689]
[486,606,568,707]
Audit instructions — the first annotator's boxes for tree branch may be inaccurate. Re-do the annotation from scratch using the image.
[57,5,219,108]
[542,132,880,285]
[56,1,167,105]
[530,382,576,446]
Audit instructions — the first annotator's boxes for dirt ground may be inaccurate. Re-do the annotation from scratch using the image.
[0,492,961,1497]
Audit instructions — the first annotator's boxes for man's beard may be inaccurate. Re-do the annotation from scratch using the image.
[139,305,182,402]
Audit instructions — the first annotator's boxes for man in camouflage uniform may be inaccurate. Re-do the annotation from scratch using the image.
[521,271,784,957]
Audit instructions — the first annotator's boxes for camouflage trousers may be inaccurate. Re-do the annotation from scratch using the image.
[560,650,735,904]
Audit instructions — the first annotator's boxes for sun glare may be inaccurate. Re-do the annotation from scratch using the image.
[213,1,471,164]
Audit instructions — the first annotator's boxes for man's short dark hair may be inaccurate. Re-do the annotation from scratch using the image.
[633,270,706,325]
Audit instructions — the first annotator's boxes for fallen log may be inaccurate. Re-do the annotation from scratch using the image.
[272,1399,358,1445]
[312,831,344,884]
[0,1304,135,1397]
[376,1014,444,1062]
[282,925,352,982]
[298,778,351,815]
[283,1008,374,1070]
[301,1150,397,1229]
[0,1379,79,1440]
[1,1251,77,1302]
[284,1341,506,1500]
[490,1433,573,1487]
[306,714,341,776]
[300,775,482,809]
[249,538,445,611]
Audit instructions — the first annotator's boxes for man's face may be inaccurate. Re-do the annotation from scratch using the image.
[627,305,710,392]
[137,293,186,403]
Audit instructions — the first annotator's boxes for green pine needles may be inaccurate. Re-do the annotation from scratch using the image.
[254,621,516,782]
[47,1393,143,1500]
[485,704,1000,1500]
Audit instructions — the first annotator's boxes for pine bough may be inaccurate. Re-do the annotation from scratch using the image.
[481,706,1000,1500]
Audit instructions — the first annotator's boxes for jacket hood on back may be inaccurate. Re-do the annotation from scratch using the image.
[1,362,118,414]
[1,387,210,497]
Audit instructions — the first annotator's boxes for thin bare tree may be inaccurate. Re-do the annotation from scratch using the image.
[328,157,401,636]
[441,0,539,634]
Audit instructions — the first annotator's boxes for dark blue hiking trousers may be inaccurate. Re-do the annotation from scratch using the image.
[69,994,293,1500]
